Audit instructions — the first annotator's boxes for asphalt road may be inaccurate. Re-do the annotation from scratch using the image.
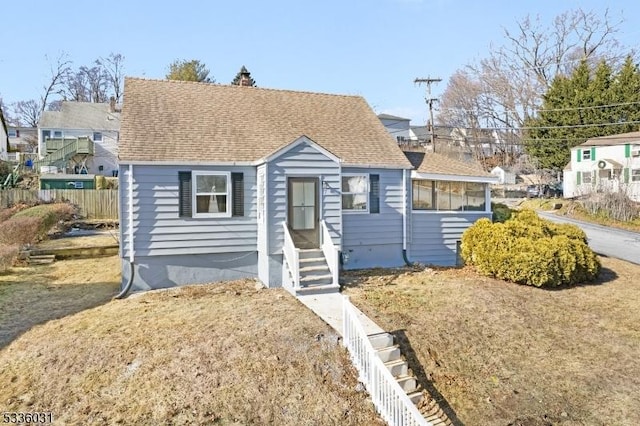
[537,211,640,265]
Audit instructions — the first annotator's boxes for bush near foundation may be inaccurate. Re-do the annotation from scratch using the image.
[461,209,600,287]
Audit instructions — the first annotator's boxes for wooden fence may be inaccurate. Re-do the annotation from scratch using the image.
[0,189,119,220]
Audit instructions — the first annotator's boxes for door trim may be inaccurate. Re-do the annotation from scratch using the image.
[286,176,320,249]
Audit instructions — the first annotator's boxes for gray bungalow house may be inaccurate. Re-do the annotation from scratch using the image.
[118,78,496,295]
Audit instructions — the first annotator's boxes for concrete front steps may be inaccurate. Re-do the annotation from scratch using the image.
[294,249,339,296]
[369,332,423,405]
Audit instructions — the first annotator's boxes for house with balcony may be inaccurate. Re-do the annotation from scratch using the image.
[37,101,120,176]
[563,131,640,201]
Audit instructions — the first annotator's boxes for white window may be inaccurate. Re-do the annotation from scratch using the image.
[192,171,231,218]
[632,169,640,182]
[53,130,63,138]
[412,179,487,211]
[93,132,103,142]
[342,174,369,212]
[582,171,592,184]
[8,129,17,138]
[582,150,591,160]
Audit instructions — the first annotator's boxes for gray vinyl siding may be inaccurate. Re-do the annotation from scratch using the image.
[120,164,257,258]
[342,168,404,246]
[267,141,341,254]
[409,212,491,266]
[341,168,406,269]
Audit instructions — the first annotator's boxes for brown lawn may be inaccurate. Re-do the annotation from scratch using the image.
[0,257,382,425]
[344,256,640,426]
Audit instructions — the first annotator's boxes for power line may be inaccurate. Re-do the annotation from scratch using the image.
[437,100,640,116]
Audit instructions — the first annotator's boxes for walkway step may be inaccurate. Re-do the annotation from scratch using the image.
[28,254,56,265]
[299,265,330,274]
[369,332,394,350]
[298,249,323,260]
[299,274,333,285]
[396,375,418,393]
[384,359,408,377]
[295,283,340,296]
[376,345,401,363]
[407,390,423,404]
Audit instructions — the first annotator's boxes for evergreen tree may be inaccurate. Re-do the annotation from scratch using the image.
[524,57,640,170]
[231,66,256,87]
[166,59,213,82]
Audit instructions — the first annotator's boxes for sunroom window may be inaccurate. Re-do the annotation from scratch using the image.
[412,179,487,211]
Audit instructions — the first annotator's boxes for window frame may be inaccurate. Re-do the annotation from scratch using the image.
[191,171,232,218]
[341,173,370,213]
[412,179,488,212]
[53,130,63,138]
[582,150,591,160]
[92,132,103,142]
[8,129,17,138]
[632,169,640,182]
[582,171,592,184]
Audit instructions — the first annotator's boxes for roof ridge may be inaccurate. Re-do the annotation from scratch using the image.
[124,76,365,100]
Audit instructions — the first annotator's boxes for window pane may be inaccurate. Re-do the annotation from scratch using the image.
[450,182,464,211]
[342,175,367,193]
[436,181,451,210]
[196,194,227,214]
[303,181,315,206]
[342,194,367,210]
[196,175,227,193]
[292,206,314,229]
[632,169,640,182]
[412,180,434,210]
[465,182,485,211]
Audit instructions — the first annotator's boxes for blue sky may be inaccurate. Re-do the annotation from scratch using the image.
[1,0,638,124]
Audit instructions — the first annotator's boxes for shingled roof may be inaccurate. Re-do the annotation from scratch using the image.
[404,151,492,178]
[120,78,412,168]
[39,101,121,131]
[578,131,640,147]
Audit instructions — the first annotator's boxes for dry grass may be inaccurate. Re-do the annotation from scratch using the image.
[343,257,640,426]
[36,231,119,250]
[0,257,382,425]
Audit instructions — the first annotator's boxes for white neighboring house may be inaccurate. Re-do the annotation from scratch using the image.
[37,100,120,176]
[378,113,412,143]
[0,106,9,161]
[563,131,640,201]
[490,166,516,185]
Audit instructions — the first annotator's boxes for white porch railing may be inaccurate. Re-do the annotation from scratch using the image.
[282,222,300,290]
[343,296,429,426]
[320,219,339,286]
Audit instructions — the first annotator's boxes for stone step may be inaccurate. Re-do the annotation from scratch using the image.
[299,257,326,268]
[384,359,408,377]
[395,375,418,393]
[295,283,340,296]
[407,390,423,405]
[376,345,401,363]
[368,332,394,350]
[28,254,56,265]
[298,249,324,260]
[299,264,330,274]
[299,273,333,286]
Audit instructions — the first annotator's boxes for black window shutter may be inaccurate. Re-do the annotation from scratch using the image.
[231,172,244,217]
[369,174,380,213]
[178,172,192,217]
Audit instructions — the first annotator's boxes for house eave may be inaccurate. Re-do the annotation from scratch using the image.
[342,162,413,170]
[118,160,256,166]
[411,170,499,183]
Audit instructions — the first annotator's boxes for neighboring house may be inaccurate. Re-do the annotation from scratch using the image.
[6,126,38,162]
[563,131,640,201]
[378,113,412,143]
[0,106,9,161]
[37,100,120,176]
[118,78,497,294]
[490,166,517,185]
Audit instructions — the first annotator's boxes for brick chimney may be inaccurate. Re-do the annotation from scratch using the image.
[109,96,116,113]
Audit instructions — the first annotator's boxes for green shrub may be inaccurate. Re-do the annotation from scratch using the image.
[461,209,600,287]
[491,202,512,223]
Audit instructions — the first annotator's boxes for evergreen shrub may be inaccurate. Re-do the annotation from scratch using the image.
[461,209,600,287]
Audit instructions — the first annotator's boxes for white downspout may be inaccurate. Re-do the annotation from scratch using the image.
[402,169,407,251]
[128,163,134,263]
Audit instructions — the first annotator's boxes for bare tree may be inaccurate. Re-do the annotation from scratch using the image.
[437,7,628,164]
[11,54,71,126]
[98,53,125,103]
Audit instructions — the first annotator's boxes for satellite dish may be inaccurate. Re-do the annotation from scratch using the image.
[597,160,607,169]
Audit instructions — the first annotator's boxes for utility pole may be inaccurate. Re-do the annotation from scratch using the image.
[414,77,442,152]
